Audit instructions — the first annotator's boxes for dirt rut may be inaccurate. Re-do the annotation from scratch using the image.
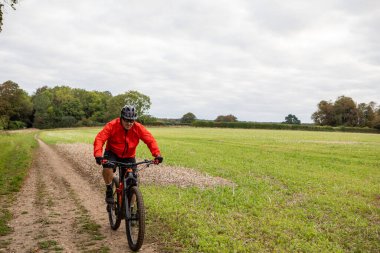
[3,139,158,253]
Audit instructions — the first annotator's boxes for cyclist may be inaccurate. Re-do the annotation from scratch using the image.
[93,105,163,204]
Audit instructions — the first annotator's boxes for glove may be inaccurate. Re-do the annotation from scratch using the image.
[154,155,163,165]
[95,156,103,165]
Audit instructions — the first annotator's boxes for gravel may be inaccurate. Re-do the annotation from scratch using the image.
[55,143,236,189]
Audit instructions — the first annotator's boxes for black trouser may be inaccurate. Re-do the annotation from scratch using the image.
[102,150,136,169]
[102,150,137,179]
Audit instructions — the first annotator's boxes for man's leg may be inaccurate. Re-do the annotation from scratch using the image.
[102,151,116,204]
[103,168,114,204]
[102,168,114,184]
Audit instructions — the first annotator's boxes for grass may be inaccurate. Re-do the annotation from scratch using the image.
[37,239,63,251]
[0,210,12,236]
[38,127,98,145]
[0,131,37,237]
[39,127,380,252]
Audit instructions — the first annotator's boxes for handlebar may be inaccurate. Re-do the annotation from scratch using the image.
[101,159,154,168]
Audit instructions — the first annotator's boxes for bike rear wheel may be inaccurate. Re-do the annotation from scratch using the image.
[125,186,145,251]
[108,176,121,230]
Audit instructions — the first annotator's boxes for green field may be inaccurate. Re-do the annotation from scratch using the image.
[41,128,380,252]
[34,128,380,251]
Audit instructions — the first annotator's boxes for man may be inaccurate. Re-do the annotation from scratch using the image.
[93,105,163,203]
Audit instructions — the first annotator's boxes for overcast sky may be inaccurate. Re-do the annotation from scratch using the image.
[1,0,380,122]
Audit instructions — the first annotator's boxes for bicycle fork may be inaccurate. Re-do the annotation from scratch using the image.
[124,187,131,221]
[124,170,138,221]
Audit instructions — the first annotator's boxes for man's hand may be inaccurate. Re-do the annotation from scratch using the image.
[95,156,103,165]
[154,155,163,165]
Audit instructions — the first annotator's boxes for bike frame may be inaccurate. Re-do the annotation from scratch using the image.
[116,167,136,220]
[104,159,153,219]
[102,158,154,251]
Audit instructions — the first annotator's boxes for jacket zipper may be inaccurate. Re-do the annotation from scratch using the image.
[121,129,128,158]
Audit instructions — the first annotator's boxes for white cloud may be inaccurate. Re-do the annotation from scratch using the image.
[1,0,379,123]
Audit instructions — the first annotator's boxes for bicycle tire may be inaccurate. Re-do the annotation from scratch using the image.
[125,186,145,251]
[108,176,122,230]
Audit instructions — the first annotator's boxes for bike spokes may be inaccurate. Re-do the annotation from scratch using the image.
[128,192,139,241]
[126,186,145,251]
[108,177,121,230]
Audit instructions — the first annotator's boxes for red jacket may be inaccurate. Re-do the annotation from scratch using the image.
[93,118,160,158]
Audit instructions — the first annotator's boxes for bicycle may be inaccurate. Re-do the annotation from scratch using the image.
[101,158,154,251]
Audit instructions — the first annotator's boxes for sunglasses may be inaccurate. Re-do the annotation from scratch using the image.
[123,119,135,123]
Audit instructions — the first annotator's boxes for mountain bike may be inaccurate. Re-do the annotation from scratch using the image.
[102,159,154,251]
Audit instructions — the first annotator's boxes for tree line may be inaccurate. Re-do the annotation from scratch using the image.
[312,95,380,129]
[1,80,380,130]
[180,113,238,123]
[0,80,153,129]
[181,96,380,130]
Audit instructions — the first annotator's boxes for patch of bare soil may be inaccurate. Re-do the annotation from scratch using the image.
[2,139,158,253]
[55,143,235,189]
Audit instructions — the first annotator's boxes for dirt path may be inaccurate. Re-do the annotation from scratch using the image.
[3,139,158,253]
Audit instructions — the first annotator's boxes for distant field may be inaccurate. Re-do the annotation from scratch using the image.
[39,127,380,252]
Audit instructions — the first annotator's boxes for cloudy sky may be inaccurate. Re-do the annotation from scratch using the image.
[1,0,380,123]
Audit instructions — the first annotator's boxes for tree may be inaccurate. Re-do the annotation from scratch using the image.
[32,87,53,128]
[106,90,151,121]
[333,96,358,126]
[0,0,17,32]
[373,106,380,130]
[181,112,196,123]
[124,90,151,118]
[138,114,157,125]
[31,85,113,128]
[312,96,380,128]
[357,102,375,127]
[72,89,110,121]
[0,80,33,129]
[311,100,335,126]
[32,86,84,128]
[373,115,380,130]
[215,114,237,122]
[86,91,112,123]
[52,86,84,118]
[105,93,128,120]
[312,96,358,126]
[283,114,301,124]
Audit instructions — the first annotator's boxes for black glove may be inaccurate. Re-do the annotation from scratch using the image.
[154,155,163,164]
[95,156,103,165]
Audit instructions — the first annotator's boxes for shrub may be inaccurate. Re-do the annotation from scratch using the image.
[8,121,26,130]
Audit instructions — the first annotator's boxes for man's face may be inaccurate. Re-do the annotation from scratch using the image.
[121,118,134,130]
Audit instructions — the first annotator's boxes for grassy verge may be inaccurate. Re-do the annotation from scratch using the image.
[0,131,37,237]
[39,127,380,252]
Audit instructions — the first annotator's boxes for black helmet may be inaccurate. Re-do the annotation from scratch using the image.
[120,105,137,120]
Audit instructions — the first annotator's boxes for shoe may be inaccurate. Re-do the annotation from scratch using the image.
[105,188,114,204]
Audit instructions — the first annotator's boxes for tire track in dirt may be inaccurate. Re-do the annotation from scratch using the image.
[3,139,158,252]
[3,142,79,252]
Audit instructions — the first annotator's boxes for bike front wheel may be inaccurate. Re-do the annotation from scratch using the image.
[108,176,121,230]
[125,186,145,251]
